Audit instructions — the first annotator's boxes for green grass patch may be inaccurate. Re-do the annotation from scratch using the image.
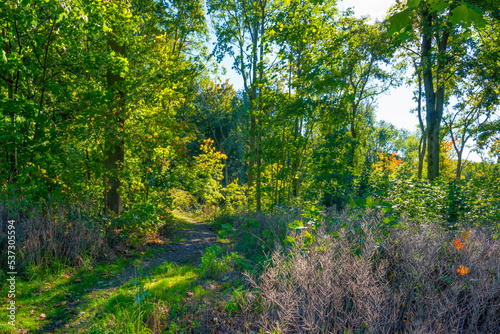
[0,254,140,333]
[0,214,248,334]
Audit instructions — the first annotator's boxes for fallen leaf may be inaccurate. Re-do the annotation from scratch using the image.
[457,265,470,276]
[460,230,472,240]
[452,238,465,250]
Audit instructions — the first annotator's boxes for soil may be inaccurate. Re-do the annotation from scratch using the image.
[115,213,217,284]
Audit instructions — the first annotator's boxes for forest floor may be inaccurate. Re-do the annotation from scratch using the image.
[0,213,251,334]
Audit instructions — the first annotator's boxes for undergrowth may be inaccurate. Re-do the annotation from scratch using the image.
[1,204,498,334]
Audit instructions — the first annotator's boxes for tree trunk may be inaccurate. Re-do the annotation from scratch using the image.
[104,34,126,215]
[3,28,18,184]
[417,70,426,179]
[291,117,300,197]
[421,9,437,181]
[256,116,262,212]
[456,152,462,180]
[248,110,256,206]
[421,6,450,181]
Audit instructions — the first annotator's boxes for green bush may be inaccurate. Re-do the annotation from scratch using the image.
[108,202,164,247]
[169,188,198,212]
[199,244,244,278]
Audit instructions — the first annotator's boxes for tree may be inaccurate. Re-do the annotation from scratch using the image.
[103,1,129,215]
[209,0,272,212]
[388,0,487,180]
[0,0,108,201]
[268,0,338,204]
[178,79,247,187]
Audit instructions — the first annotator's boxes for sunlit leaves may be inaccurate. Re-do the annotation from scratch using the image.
[387,8,414,36]
[387,0,487,40]
[450,3,486,28]
[407,0,421,7]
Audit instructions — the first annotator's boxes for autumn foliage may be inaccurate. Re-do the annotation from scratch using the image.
[373,152,403,174]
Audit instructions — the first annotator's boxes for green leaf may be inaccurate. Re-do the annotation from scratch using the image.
[387,8,414,35]
[428,0,448,13]
[397,31,411,41]
[366,196,375,209]
[288,220,304,229]
[383,216,395,224]
[407,0,420,8]
[450,3,486,28]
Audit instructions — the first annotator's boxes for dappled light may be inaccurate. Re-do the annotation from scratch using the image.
[1,0,499,333]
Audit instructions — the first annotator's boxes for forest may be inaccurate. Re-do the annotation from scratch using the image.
[0,0,499,333]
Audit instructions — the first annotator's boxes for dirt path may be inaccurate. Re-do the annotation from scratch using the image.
[114,214,217,284]
[35,214,217,334]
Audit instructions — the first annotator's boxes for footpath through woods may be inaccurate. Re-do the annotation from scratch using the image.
[33,214,217,333]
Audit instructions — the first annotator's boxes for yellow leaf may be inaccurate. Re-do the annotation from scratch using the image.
[460,230,472,240]
[456,265,470,275]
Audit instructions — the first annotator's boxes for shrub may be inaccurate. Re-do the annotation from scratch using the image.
[199,244,244,278]
[248,215,500,333]
[221,179,247,214]
[0,202,105,277]
[169,188,198,212]
[109,202,165,247]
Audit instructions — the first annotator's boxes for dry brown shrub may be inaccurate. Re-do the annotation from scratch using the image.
[0,203,106,273]
[249,216,500,333]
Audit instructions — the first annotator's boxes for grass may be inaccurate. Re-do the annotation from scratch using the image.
[0,212,247,334]
[0,252,141,333]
